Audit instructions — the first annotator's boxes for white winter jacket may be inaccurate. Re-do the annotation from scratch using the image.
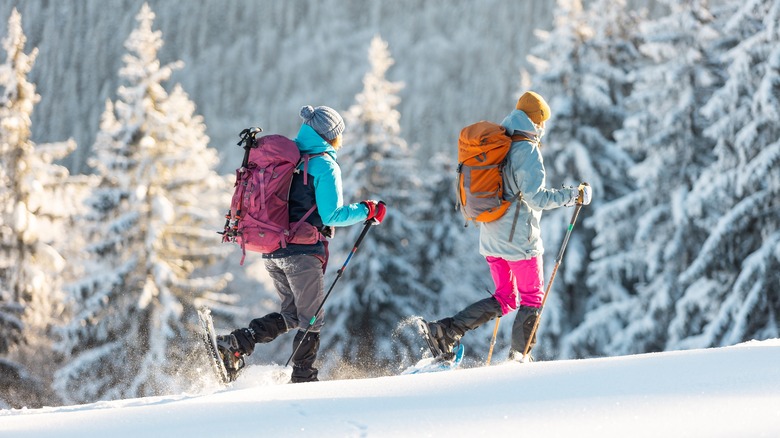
[478,110,578,260]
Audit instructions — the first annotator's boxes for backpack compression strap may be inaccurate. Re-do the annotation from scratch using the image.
[301,152,327,186]
[505,130,536,243]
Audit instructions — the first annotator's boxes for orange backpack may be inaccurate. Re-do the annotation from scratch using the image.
[456,121,533,223]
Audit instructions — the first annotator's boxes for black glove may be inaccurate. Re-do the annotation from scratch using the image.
[321,226,335,239]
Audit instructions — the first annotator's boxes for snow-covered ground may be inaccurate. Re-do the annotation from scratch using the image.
[3,339,779,437]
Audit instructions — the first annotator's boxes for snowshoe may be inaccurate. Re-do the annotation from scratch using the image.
[401,317,465,374]
[198,307,244,384]
[402,343,465,375]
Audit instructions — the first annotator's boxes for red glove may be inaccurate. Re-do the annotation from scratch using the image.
[362,200,387,224]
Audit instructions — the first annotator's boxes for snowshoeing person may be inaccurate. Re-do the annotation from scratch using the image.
[423,91,592,363]
[216,105,386,383]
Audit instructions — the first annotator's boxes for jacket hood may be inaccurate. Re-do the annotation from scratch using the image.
[294,124,338,160]
[500,109,541,138]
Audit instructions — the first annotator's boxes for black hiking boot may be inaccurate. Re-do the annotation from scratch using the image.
[290,331,320,383]
[248,312,288,343]
[508,305,541,363]
[426,318,463,359]
[216,333,247,380]
[215,313,289,382]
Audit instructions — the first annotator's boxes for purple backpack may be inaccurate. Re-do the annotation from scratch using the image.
[220,132,321,265]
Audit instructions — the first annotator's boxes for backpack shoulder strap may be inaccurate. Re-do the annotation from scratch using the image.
[290,153,327,237]
[504,131,535,243]
[300,152,328,185]
[509,130,538,143]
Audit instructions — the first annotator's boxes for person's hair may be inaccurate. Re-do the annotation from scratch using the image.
[327,135,342,150]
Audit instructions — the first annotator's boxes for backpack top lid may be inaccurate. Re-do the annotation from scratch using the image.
[247,134,301,168]
[458,121,511,163]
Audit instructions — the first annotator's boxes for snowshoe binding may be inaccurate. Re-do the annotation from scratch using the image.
[402,318,465,375]
[215,334,246,382]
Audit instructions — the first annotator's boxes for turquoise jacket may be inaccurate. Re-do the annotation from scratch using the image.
[478,110,578,260]
[294,124,369,227]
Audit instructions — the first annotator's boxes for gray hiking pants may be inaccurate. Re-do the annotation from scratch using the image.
[264,254,325,332]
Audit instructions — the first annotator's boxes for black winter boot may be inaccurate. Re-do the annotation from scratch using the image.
[290,330,319,383]
[216,331,249,379]
[226,328,255,356]
[427,297,503,356]
[217,312,289,373]
[427,318,463,356]
[509,305,541,362]
[248,312,289,343]
[224,312,288,358]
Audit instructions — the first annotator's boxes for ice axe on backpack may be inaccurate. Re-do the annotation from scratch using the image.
[284,202,385,368]
[237,127,262,166]
[218,127,263,241]
[521,184,588,360]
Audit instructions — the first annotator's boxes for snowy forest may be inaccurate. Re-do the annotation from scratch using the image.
[1,0,778,409]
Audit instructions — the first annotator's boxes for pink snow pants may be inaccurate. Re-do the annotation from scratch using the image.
[486,255,544,314]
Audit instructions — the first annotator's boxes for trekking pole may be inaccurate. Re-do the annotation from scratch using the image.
[476,285,500,366]
[521,185,587,359]
[486,317,500,365]
[284,210,381,367]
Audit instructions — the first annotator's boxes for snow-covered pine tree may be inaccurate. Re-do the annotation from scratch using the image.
[520,0,640,359]
[562,0,724,357]
[321,35,430,377]
[54,4,232,404]
[669,0,780,349]
[0,12,37,406]
[0,8,77,408]
[0,1,560,176]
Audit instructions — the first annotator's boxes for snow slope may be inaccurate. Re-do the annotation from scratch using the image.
[2,339,779,438]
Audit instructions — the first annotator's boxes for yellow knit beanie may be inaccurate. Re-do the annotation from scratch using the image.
[515,91,551,125]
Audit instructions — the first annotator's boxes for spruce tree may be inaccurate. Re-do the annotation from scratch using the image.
[0,8,77,408]
[670,0,780,349]
[54,4,232,404]
[561,0,724,357]
[322,35,429,376]
[519,0,640,359]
